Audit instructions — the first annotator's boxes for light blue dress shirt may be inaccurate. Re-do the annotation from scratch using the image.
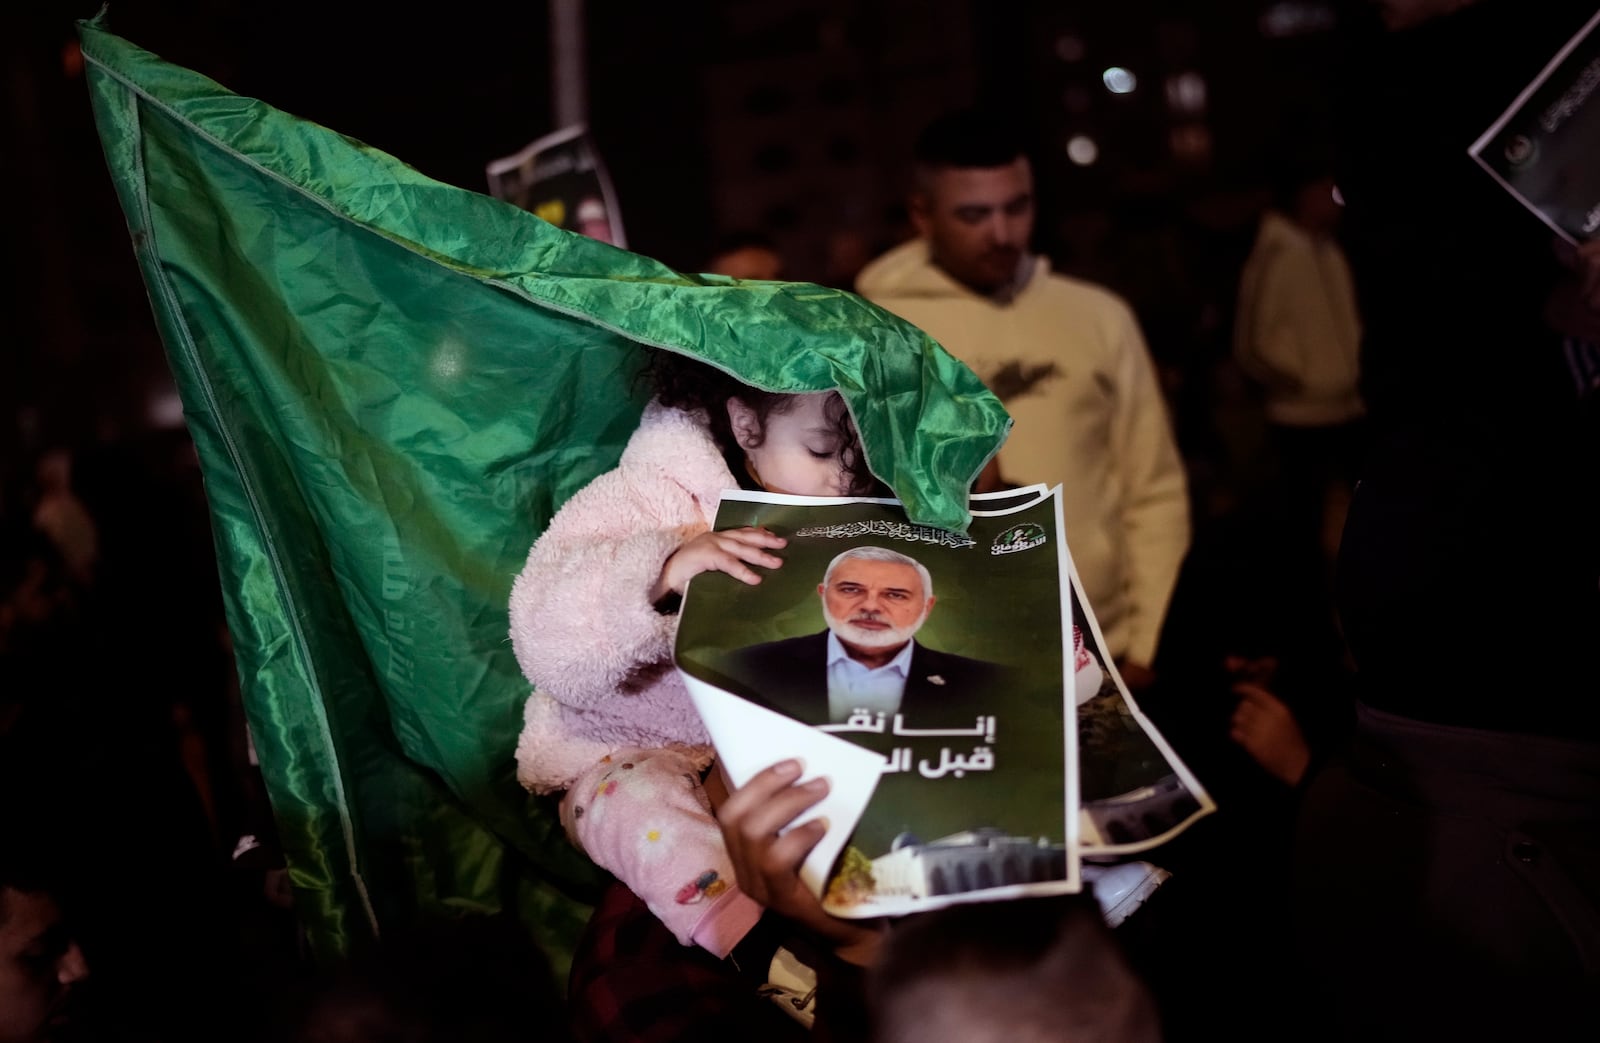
[826,629,914,722]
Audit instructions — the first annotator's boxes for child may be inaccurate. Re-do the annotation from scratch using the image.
[508,349,880,957]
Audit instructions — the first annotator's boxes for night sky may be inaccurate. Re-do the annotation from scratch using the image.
[4,1,727,465]
[2,0,1339,474]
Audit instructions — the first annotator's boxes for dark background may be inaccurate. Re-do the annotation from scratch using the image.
[10,6,1600,1040]
[0,4,1346,1022]
[3,0,1345,488]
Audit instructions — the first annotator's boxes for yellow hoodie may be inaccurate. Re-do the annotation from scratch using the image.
[857,239,1189,666]
[1233,211,1364,427]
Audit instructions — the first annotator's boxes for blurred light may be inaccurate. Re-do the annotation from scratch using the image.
[1332,184,1346,206]
[1259,1,1337,38]
[1061,86,1093,114]
[431,337,467,382]
[1102,67,1137,95]
[818,15,849,52]
[1066,135,1099,166]
[147,388,185,429]
[1164,72,1207,115]
[61,41,84,79]
[1169,124,1212,165]
[1055,34,1086,63]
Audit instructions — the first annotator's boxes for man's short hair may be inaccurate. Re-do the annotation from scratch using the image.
[0,806,68,925]
[869,894,1162,1043]
[1266,123,1337,211]
[706,229,778,260]
[822,546,933,600]
[912,111,1029,186]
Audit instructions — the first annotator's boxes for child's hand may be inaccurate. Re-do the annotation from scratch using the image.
[1229,682,1311,787]
[652,527,786,602]
[717,759,883,966]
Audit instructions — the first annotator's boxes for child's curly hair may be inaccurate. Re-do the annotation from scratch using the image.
[638,348,882,495]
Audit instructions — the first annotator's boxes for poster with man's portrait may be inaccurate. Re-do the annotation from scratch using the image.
[1469,8,1600,243]
[1069,565,1213,853]
[678,488,1083,917]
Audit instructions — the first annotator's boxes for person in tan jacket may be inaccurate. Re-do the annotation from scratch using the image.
[1233,151,1365,652]
[855,113,1189,682]
[1233,178,1364,433]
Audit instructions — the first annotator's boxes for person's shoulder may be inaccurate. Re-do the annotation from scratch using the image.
[615,399,736,495]
[554,400,712,492]
[1026,268,1142,355]
[1251,212,1324,272]
[1035,269,1137,325]
[729,630,827,662]
[528,402,726,548]
[914,641,1005,678]
[854,239,933,299]
[622,399,717,464]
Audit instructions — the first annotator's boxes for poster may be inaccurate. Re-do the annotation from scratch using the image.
[1469,8,1600,243]
[676,487,1211,919]
[1070,554,1213,854]
[486,123,628,247]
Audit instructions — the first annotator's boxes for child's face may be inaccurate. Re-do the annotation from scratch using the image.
[730,393,856,497]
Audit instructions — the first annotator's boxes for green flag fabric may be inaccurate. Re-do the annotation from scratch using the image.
[78,14,1009,969]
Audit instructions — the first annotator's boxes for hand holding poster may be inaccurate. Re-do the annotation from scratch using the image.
[676,487,1211,919]
[1469,8,1600,242]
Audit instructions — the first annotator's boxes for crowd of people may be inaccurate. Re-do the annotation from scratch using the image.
[5,0,1599,1040]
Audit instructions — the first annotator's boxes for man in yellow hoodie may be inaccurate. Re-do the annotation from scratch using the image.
[855,112,1189,683]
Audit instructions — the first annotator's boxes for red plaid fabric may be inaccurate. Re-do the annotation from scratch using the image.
[567,881,810,1043]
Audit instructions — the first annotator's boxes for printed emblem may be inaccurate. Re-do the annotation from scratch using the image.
[675,869,729,905]
[991,522,1047,556]
[1504,134,1537,169]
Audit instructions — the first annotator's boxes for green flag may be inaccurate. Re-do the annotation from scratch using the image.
[77,14,1009,970]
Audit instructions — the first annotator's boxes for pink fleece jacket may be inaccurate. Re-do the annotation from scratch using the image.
[508,401,763,954]
[509,400,733,795]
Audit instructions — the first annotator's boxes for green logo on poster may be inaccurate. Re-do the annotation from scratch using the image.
[991,523,1047,555]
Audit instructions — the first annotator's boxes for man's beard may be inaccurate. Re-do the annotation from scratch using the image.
[824,605,927,652]
[964,248,1026,299]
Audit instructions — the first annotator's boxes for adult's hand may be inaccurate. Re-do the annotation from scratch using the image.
[1114,658,1158,695]
[1562,236,1600,308]
[652,527,786,603]
[1229,682,1311,787]
[1545,236,1600,341]
[717,759,883,966]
